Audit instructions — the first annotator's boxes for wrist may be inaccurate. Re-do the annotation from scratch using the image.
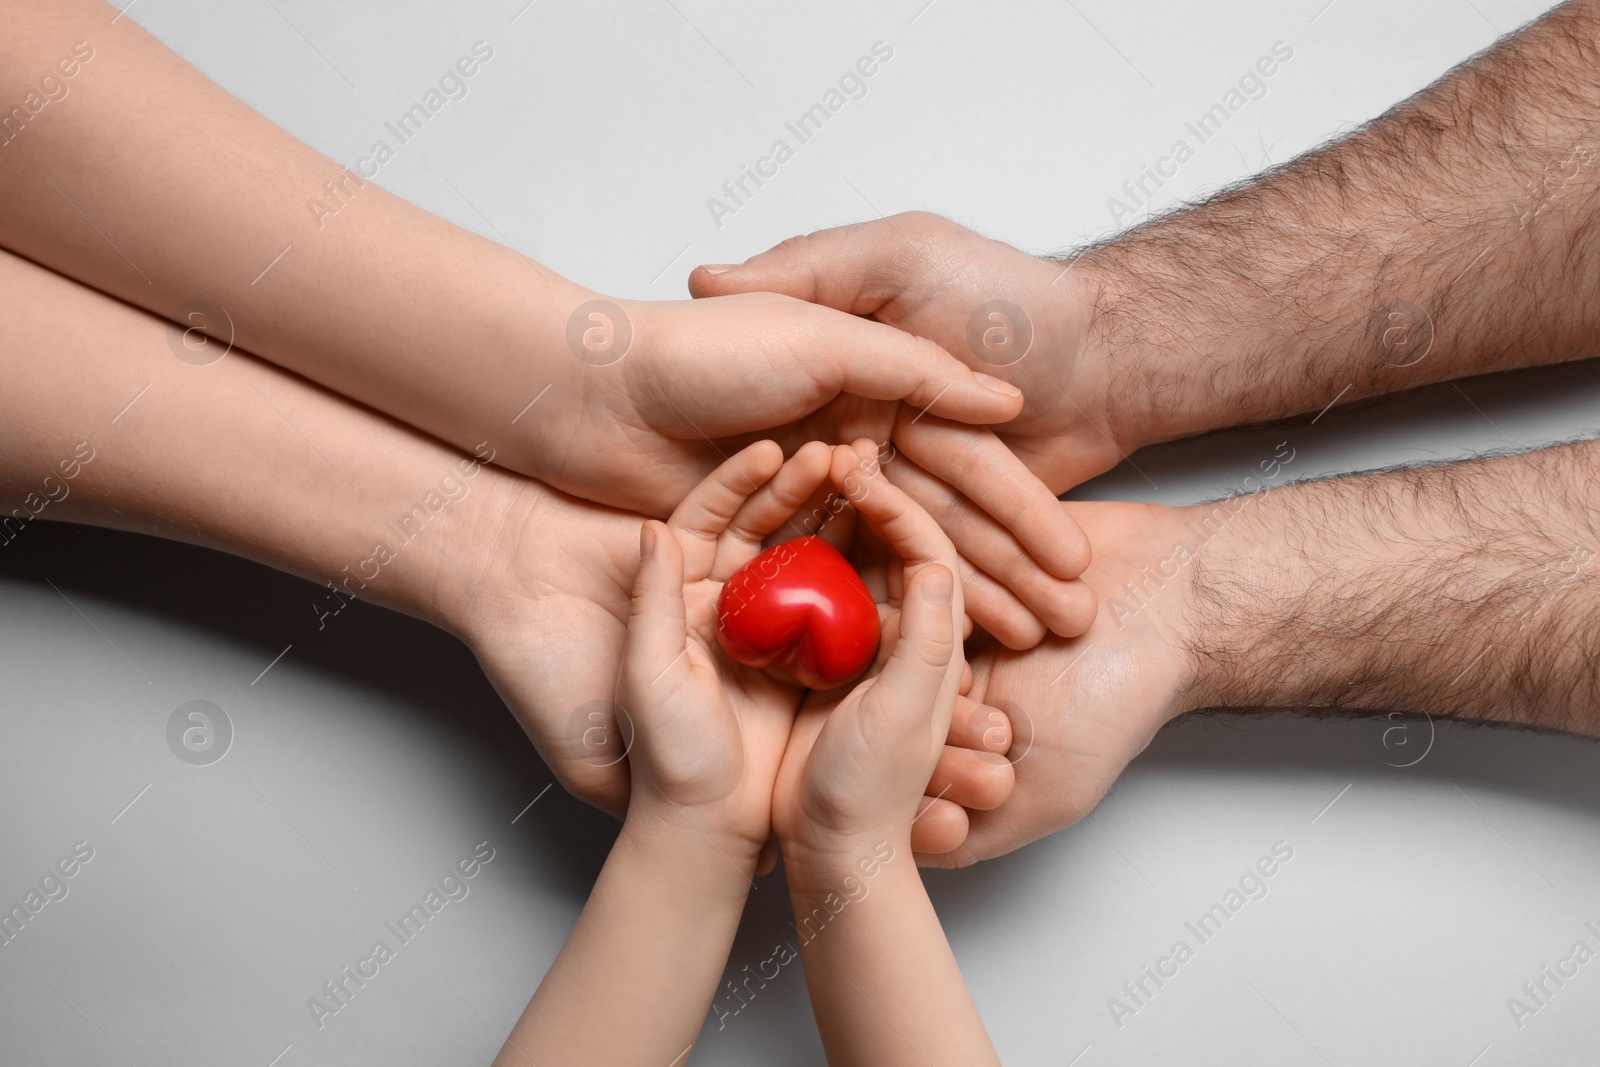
[1066,246,1189,454]
[622,799,765,878]
[1171,484,1308,713]
[781,834,909,897]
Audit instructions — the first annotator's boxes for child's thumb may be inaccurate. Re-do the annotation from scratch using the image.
[625,521,689,686]
[867,564,960,740]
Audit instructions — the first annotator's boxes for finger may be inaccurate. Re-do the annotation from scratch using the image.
[908,796,969,856]
[666,441,783,578]
[622,521,691,694]
[947,696,1012,754]
[799,309,1023,426]
[719,440,832,572]
[829,445,958,577]
[861,564,960,748]
[959,564,1049,650]
[925,747,1015,811]
[689,215,935,316]
[885,446,1096,639]
[894,411,1091,581]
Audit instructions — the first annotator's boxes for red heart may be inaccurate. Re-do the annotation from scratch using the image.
[716,536,881,690]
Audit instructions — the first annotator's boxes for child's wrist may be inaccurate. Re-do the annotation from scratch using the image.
[779,832,912,889]
[622,798,765,877]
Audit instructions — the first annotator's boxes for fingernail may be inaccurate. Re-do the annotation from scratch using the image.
[698,263,737,275]
[925,566,953,607]
[974,372,1021,397]
[640,523,657,560]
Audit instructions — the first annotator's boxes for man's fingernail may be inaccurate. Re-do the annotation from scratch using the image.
[925,566,954,607]
[640,523,657,560]
[974,372,1022,397]
[698,263,737,275]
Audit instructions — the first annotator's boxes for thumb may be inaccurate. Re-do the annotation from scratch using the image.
[689,216,928,316]
[623,521,690,694]
[861,564,961,749]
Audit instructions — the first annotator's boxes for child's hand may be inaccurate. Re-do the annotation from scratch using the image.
[772,443,1007,863]
[617,440,831,862]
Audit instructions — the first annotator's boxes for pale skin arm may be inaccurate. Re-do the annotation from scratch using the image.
[493,812,757,1067]
[773,457,999,1064]
[0,245,1014,853]
[695,0,1600,489]
[0,0,1097,650]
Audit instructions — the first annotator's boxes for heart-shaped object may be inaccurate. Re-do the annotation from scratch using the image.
[716,536,881,689]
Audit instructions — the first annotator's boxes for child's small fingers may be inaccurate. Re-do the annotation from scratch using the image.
[718,440,832,572]
[861,565,960,747]
[667,440,783,577]
[947,696,1012,754]
[925,747,1015,811]
[624,521,690,689]
[828,444,960,580]
[908,796,969,856]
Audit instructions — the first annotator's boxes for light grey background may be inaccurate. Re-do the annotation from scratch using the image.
[3,0,1598,1064]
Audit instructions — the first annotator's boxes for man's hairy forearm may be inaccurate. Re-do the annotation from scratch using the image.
[1082,0,1600,446]
[1185,438,1600,732]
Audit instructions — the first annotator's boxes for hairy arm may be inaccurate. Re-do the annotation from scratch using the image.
[1185,437,1600,729]
[1082,0,1600,446]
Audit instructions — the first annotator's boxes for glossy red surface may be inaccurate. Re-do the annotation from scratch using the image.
[715,536,881,689]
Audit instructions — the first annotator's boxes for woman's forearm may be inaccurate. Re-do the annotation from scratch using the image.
[0,0,585,483]
[0,245,500,637]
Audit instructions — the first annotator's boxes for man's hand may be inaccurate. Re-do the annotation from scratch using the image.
[917,499,1197,866]
[920,437,1600,867]
[698,3,1600,488]
[690,213,1129,497]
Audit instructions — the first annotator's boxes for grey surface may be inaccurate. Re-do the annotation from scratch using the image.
[3,0,1599,1063]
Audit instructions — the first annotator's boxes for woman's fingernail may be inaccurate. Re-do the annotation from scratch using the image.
[925,566,954,607]
[640,523,657,560]
[974,372,1022,397]
[698,264,737,275]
